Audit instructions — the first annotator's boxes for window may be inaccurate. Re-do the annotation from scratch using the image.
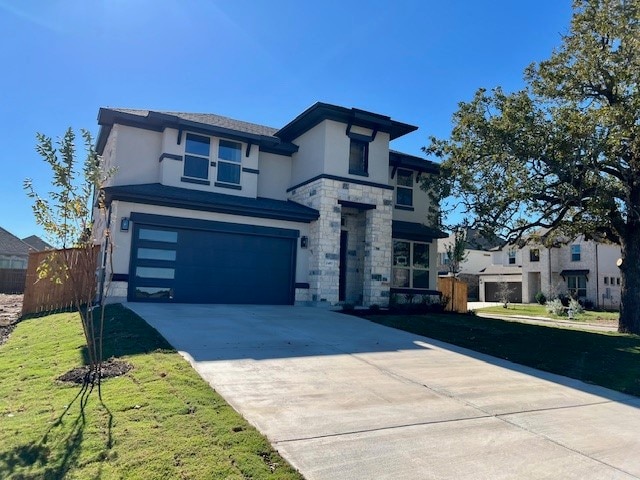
[139,228,177,243]
[604,277,609,285]
[616,277,621,286]
[217,139,242,184]
[567,275,587,298]
[396,169,413,207]
[439,252,450,265]
[529,249,540,262]
[571,244,581,261]
[392,240,430,289]
[508,249,516,265]
[184,133,210,180]
[349,139,368,176]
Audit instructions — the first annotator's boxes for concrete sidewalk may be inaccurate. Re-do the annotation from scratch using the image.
[127,303,640,480]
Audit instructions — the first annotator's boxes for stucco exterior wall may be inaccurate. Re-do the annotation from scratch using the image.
[108,125,162,187]
[289,122,326,187]
[257,152,292,200]
[390,170,436,224]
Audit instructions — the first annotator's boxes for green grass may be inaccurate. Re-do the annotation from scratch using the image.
[365,313,640,397]
[475,303,619,323]
[0,305,303,480]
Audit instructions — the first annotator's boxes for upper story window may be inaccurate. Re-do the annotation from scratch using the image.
[508,249,516,265]
[349,139,368,176]
[571,244,581,262]
[217,140,242,185]
[396,169,413,207]
[529,248,540,262]
[184,134,210,180]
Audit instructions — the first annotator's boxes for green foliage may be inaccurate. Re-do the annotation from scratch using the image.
[0,306,302,479]
[24,128,115,380]
[341,303,355,312]
[569,298,585,315]
[534,292,547,305]
[426,0,640,333]
[444,228,469,274]
[546,299,566,316]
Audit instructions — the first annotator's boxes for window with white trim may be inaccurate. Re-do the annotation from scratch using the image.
[184,133,210,180]
[508,249,516,265]
[396,169,413,207]
[392,240,430,289]
[217,139,242,184]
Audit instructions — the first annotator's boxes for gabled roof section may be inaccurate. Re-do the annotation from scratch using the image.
[389,150,439,175]
[0,227,31,256]
[103,184,320,223]
[276,102,418,142]
[96,108,298,157]
[21,235,53,251]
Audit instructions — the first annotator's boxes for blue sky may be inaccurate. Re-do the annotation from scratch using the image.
[0,0,572,239]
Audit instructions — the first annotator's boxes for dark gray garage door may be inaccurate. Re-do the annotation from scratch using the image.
[484,282,522,303]
[128,213,298,305]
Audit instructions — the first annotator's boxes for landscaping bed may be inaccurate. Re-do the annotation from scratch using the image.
[0,304,303,479]
[475,303,619,326]
[0,294,22,346]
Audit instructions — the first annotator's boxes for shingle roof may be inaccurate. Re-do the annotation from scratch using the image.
[108,108,279,137]
[0,227,31,256]
[21,235,53,251]
[103,183,320,223]
[392,221,448,241]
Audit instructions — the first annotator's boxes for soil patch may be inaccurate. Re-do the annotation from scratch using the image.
[0,294,23,346]
[57,358,133,384]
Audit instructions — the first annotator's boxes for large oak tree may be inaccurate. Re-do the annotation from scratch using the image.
[427,0,640,333]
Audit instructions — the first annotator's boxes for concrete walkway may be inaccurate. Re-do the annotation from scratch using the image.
[127,303,640,480]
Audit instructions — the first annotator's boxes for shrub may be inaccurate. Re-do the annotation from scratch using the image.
[369,304,380,312]
[545,298,566,316]
[341,303,355,312]
[534,292,547,305]
[568,298,584,315]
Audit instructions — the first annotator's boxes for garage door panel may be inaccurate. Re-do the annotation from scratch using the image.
[130,221,296,305]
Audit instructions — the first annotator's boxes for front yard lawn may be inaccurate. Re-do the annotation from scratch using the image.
[475,303,619,324]
[365,313,640,397]
[0,304,303,480]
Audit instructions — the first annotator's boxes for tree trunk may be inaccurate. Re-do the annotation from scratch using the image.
[619,231,640,334]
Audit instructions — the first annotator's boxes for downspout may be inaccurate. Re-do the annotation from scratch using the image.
[98,203,113,306]
[595,243,599,308]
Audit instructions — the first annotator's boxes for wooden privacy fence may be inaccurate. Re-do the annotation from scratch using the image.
[437,276,468,313]
[0,268,27,294]
[22,246,100,316]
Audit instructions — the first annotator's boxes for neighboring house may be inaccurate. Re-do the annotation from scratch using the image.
[95,102,446,306]
[0,227,31,270]
[0,229,50,294]
[479,236,622,309]
[21,235,53,252]
[437,229,498,301]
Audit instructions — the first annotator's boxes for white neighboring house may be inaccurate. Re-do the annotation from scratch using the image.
[437,229,497,301]
[94,102,446,307]
[479,236,622,308]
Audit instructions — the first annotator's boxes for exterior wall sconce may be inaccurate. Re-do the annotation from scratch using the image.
[300,236,308,248]
[120,217,130,232]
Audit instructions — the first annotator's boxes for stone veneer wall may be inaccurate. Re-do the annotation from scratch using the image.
[289,178,393,306]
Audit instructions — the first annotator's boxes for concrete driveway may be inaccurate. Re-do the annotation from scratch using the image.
[126,303,640,480]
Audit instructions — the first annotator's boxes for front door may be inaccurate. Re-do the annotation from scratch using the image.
[339,230,348,302]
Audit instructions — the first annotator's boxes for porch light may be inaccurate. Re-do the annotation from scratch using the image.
[300,236,308,248]
[120,217,130,232]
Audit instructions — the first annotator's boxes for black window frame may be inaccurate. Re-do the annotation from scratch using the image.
[216,139,242,185]
[348,139,369,176]
[571,244,581,262]
[529,248,540,262]
[392,239,430,290]
[184,133,211,180]
[396,169,414,207]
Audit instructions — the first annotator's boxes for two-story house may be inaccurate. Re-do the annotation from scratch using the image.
[479,235,622,308]
[95,102,445,307]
